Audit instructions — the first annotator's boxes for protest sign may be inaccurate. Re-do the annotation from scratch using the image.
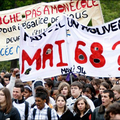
[19,15,120,81]
[19,16,69,81]
[0,0,104,61]
[66,17,120,77]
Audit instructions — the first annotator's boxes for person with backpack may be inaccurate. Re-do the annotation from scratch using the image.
[29,92,58,120]
[12,82,29,120]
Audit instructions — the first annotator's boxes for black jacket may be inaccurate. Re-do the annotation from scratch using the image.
[74,109,92,120]
[93,95,102,107]
[57,109,74,120]
[0,106,21,120]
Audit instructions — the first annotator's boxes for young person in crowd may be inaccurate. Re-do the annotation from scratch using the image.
[29,92,58,120]
[104,102,120,120]
[54,94,74,120]
[57,82,71,99]
[66,81,95,113]
[50,87,58,100]
[92,90,114,120]
[91,79,101,98]
[0,71,5,79]
[93,82,109,107]
[74,97,92,120]
[24,85,32,100]
[23,85,34,108]
[12,82,29,120]
[32,80,55,107]
[111,85,120,102]
[44,78,54,96]
[3,73,11,86]
[0,87,20,120]
[82,84,97,102]
[35,86,54,108]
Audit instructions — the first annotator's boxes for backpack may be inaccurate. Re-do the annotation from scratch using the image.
[12,99,29,120]
[33,107,51,120]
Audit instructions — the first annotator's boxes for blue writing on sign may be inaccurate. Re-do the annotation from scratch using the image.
[0,46,13,56]
[16,45,20,54]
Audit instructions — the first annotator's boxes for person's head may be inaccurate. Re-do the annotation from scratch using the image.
[58,82,71,98]
[105,102,120,120]
[44,78,54,92]
[99,82,109,95]
[0,87,12,113]
[32,79,45,97]
[13,82,24,100]
[50,87,58,100]
[91,79,101,91]
[35,92,47,110]
[35,86,49,104]
[54,94,66,112]
[74,97,90,115]
[0,71,5,78]
[70,81,83,98]
[57,75,66,82]
[3,74,11,86]
[78,76,87,83]
[101,90,114,108]
[82,84,96,100]
[111,85,120,101]
[104,78,113,89]
[23,85,32,99]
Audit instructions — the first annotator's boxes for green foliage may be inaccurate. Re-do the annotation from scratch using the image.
[0,61,11,72]
[100,0,120,22]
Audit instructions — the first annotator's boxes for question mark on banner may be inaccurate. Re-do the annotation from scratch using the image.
[112,41,120,71]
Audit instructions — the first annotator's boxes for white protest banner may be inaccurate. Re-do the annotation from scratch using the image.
[0,0,104,61]
[19,16,69,81]
[20,15,120,81]
[65,16,120,77]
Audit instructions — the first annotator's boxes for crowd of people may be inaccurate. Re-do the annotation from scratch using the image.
[0,68,120,120]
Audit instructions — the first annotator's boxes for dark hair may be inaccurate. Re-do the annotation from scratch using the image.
[35,86,49,104]
[54,94,67,113]
[104,102,120,120]
[50,87,58,96]
[24,85,32,92]
[83,84,96,96]
[78,76,87,83]
[34,81,43,89]
[91,79,101,86]
[15,82,24,93]
[3,74,11,80]
[44,78,54,88]
[103,90,114,100]
[74,97,90,115]
[100,82,109,90]
[0,87,12,114]
[104,79,113,89]
[35,92,47,101]
[71,81,83,89]
[0,77,5,86]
